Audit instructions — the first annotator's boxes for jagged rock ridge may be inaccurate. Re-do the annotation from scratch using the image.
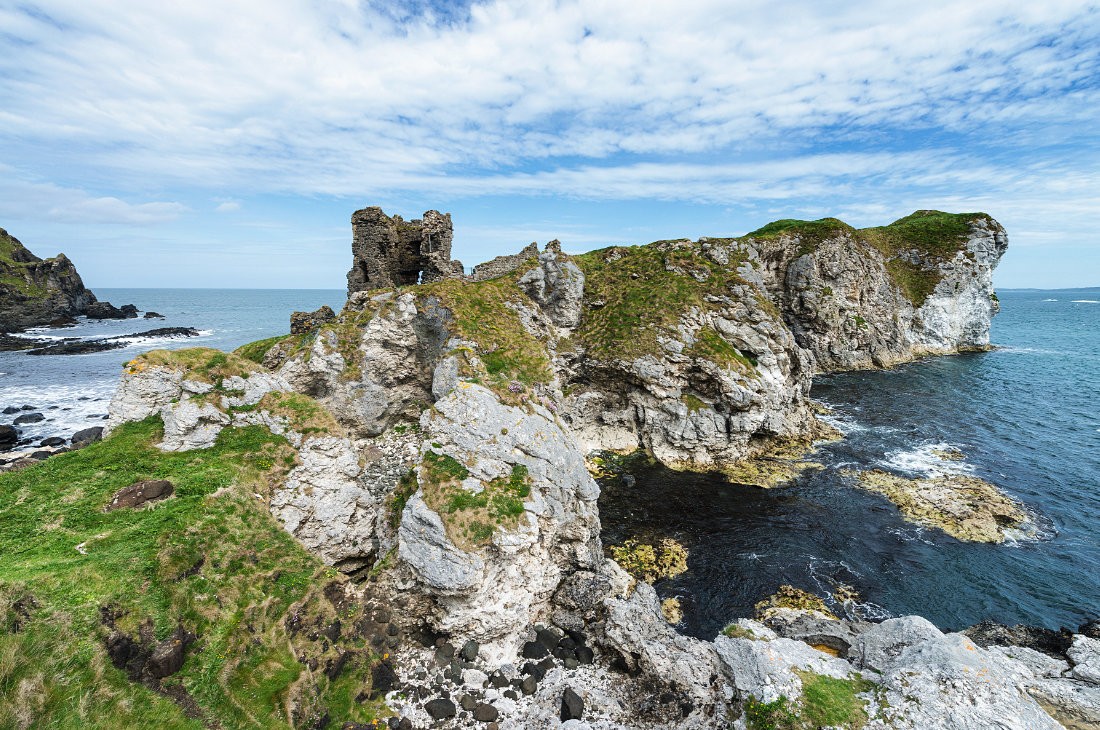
[0,225,140,332]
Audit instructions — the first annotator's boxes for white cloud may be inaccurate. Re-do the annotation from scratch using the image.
[0,175,186,225]
[0,0,1096,196]
[0,0,1098,283]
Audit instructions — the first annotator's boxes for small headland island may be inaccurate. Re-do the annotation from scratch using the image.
[2,207,1097,729]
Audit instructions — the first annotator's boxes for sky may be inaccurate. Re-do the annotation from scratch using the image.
[1,0,1099,289]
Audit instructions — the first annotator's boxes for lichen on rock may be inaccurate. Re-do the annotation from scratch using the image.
[849,468,1029,543]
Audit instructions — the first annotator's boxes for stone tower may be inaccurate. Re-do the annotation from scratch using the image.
[346,207,464,295]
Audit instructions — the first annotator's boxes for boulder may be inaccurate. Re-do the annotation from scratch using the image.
[106,480,174,511]
[560,687,584,721]
[0,425,17,446]
[13,413,44,425]
[71,426,103,448]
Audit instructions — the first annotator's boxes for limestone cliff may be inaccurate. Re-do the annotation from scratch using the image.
[746,210,1006,370]
[90,208,1046,729]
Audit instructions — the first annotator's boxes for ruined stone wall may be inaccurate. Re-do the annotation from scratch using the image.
[347,207,463,295]
[468,241,541,282]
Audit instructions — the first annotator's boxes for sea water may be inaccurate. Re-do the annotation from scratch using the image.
[600,288,1100,637]
[1,287,1097,636]
[0,288,344,443]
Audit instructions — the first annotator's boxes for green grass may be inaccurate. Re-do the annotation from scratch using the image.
[419,454,531,550]
[0,418,388,729]
[742,671,873,729]
[682,393,707,413]
[417,276,552,396]
[746,218,855,258]
[687,326,758,376]
[233,335,292,365]
[744,210,991,307]
[572,241,750,361]
[126,348,261,386]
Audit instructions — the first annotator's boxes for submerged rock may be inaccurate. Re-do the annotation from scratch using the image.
[850,468,1028,542]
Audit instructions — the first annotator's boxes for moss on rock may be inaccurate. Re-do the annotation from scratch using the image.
[849,468,1028,543]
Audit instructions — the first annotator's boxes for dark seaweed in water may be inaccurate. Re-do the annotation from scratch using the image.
[598,289,1100,640]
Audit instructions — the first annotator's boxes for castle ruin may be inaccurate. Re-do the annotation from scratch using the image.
[346,206,545,297]
[346,207,465,294]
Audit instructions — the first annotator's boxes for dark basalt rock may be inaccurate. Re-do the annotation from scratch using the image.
[473,703,499,722]
[106,480,174,511]
[561,687,584,721]
[143,311,164,319]
[71,426,104,448]
[964,619,1074,658]
[0,425,17,446]
[521,640,549,659]
[424,697,456,720]
[39,436,65,447]
[28,339,124,355]
[459,639,479,662]
[370,661,399,699]
[13,412,44,424]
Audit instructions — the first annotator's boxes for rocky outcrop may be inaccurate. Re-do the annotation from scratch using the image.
[398,382,602,643]
[289,305,335,334]
[747,211,1007,370]
[0,225,139,332]
[849,468,1030,543]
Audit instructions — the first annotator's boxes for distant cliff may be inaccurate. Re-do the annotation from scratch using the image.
[0,226,136,332]
[746,210,1007,370]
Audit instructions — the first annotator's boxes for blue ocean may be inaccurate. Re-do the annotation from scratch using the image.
[1,287,1097,636]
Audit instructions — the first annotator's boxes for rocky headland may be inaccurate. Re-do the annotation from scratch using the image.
[2,207,1094,729]
[0,225,142,333]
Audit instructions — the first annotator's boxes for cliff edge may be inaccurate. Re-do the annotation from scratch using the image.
[0,226,138,332]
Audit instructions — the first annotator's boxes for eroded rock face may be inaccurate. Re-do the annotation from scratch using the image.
[277,292,450,437]
[560,242,819,472]
[398,383,602,644]
[750,213,1007,371]
[271,436,374,571]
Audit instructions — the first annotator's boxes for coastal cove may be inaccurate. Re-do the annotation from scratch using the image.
[601,289,1100,638]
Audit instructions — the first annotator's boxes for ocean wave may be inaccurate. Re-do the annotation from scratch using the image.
[878,441,974,477]
[1071,299,1100,304]
[1042,298,1058,302]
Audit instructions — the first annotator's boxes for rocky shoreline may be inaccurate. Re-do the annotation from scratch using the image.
[7,207,1094,728]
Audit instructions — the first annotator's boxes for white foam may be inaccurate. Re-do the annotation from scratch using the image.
[878,441,974,477]
[1071,299,1099,303]
[1042,298,1058,302]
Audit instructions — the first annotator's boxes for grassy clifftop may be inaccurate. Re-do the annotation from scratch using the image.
[0,419,389,729]
[747,210,994,305]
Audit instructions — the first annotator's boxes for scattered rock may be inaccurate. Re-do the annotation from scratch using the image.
[0,425,17,446]
[71,426,104,448]
[39,436,65,447]
[106,480,174,511]
[144,311,164,319]
[473,703,498,722]
[13,412,44,424]
[560,687,584,721]
[424,697,456,720]
[459,639,479,662]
